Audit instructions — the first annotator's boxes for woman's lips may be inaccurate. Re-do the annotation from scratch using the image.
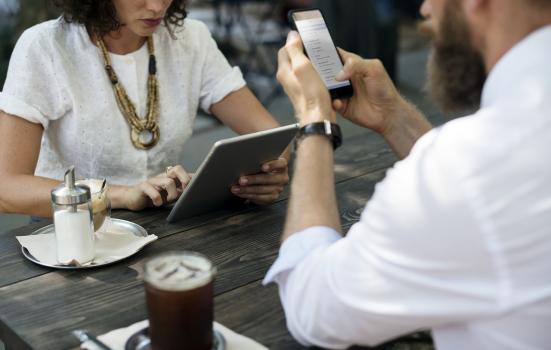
[142,18,162,27]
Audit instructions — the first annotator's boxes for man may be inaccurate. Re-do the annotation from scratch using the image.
[263,0,551,349]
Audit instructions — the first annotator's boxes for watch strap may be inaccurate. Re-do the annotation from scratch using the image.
[298,120,342,150]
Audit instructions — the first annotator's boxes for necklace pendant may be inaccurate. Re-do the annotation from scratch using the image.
[131,127,159,150]
[139,129,154,145]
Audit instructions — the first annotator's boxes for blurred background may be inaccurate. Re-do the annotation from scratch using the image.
[0,0,441,240]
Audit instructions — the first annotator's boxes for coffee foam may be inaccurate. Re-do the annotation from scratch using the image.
[145,253,214,291]
[76,179,102,194]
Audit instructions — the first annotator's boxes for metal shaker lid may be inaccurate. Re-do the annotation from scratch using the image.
[51,166,91,205]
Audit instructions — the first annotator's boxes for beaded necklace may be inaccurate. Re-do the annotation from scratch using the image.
[97,36,160,150]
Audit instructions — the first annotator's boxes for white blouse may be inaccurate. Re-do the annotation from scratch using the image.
[0,18,245,185]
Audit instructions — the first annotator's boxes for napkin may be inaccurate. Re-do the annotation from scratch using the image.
[81,319,268,350]
[17,223,157,266]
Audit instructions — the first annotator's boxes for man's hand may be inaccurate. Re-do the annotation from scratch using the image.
[276,31,336,125]
[334,49,432,158]
[231,157,289,205]
[111,165,192,211]
[333,49,405,135]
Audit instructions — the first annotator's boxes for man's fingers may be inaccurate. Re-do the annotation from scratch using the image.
[284,31,311,72]
[336,49,383,82]
[333,99,347,113]
[276,46,292,84]
[337,47,357,62]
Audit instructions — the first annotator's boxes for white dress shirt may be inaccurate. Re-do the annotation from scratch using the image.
[264,26,551,350]
[0,18,245,184]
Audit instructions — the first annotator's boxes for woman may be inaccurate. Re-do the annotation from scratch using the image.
[0,0,289,217]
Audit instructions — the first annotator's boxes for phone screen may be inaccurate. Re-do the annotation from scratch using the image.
[291,9,352,96]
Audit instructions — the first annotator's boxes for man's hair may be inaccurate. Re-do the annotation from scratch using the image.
[52,0,188,36]
[530,0,551,8]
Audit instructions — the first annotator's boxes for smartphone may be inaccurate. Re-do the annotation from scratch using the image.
[288,9,353,99]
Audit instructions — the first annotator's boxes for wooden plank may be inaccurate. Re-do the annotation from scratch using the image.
[0,131,397,289]
[216,280,434,350]
[215,281,304,350]
[0,169,388,350]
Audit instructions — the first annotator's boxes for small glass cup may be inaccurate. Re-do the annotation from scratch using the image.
[76,179,111,232]
[144,251,216,350]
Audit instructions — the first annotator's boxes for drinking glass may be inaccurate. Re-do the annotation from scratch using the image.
[76,179,111,232]
[144,251,216,350]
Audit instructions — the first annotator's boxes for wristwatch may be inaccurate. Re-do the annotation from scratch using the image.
[298,120,343,150]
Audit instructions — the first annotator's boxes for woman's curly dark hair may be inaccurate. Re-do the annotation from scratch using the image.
[52,0,188,36]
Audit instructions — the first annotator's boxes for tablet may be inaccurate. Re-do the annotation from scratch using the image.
[167,123,298,222]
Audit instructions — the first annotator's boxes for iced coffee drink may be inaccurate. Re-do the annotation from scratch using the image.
[144,251,216,350]
[76,179,110,231]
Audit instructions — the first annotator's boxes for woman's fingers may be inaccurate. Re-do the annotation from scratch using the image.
[232,184,284,196]
[234,192,281,205]
[139,176,181,208]
[139,181,163,207]
[238,171,290,187]
[261,157,288,173]
[230,156,290,204]
[148,176,179,203]
[164,164,192,189]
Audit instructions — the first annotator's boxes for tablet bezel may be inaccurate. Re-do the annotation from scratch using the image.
[167,124,298,222]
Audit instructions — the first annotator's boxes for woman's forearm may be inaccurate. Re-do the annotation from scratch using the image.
[0,174,60,218]
[0,112,57,217]
[211,86,292,162]
[210,87,280,135]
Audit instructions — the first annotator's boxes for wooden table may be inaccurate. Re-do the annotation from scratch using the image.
[0,130,433,350]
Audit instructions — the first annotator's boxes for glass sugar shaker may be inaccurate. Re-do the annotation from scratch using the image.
[51,166,95,265]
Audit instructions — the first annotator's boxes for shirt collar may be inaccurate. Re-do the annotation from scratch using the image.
[481,25,551,108]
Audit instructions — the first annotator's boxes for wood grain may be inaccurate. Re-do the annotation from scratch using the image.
[0,169,388,350]
[0,131,406,350]
[0,132,396,288]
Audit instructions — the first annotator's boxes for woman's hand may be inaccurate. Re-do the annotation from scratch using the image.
[231,157,289,205]
[111,165,192,211]
[332,49,405,135]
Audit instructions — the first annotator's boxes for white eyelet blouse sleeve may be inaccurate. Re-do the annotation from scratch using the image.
[0,24,70,129]
[194,21,246,113]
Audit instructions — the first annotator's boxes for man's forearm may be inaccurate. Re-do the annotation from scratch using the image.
[282,135,341,241]
[383,99,432,159]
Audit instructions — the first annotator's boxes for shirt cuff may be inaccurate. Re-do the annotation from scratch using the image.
[0,93,50,129]
[263,226,342,285]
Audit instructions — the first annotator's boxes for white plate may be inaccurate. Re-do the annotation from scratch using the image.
[125,327,225,350]
[21,218,153,270]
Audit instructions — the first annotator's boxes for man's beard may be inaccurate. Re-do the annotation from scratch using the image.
[426,2,487,114]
